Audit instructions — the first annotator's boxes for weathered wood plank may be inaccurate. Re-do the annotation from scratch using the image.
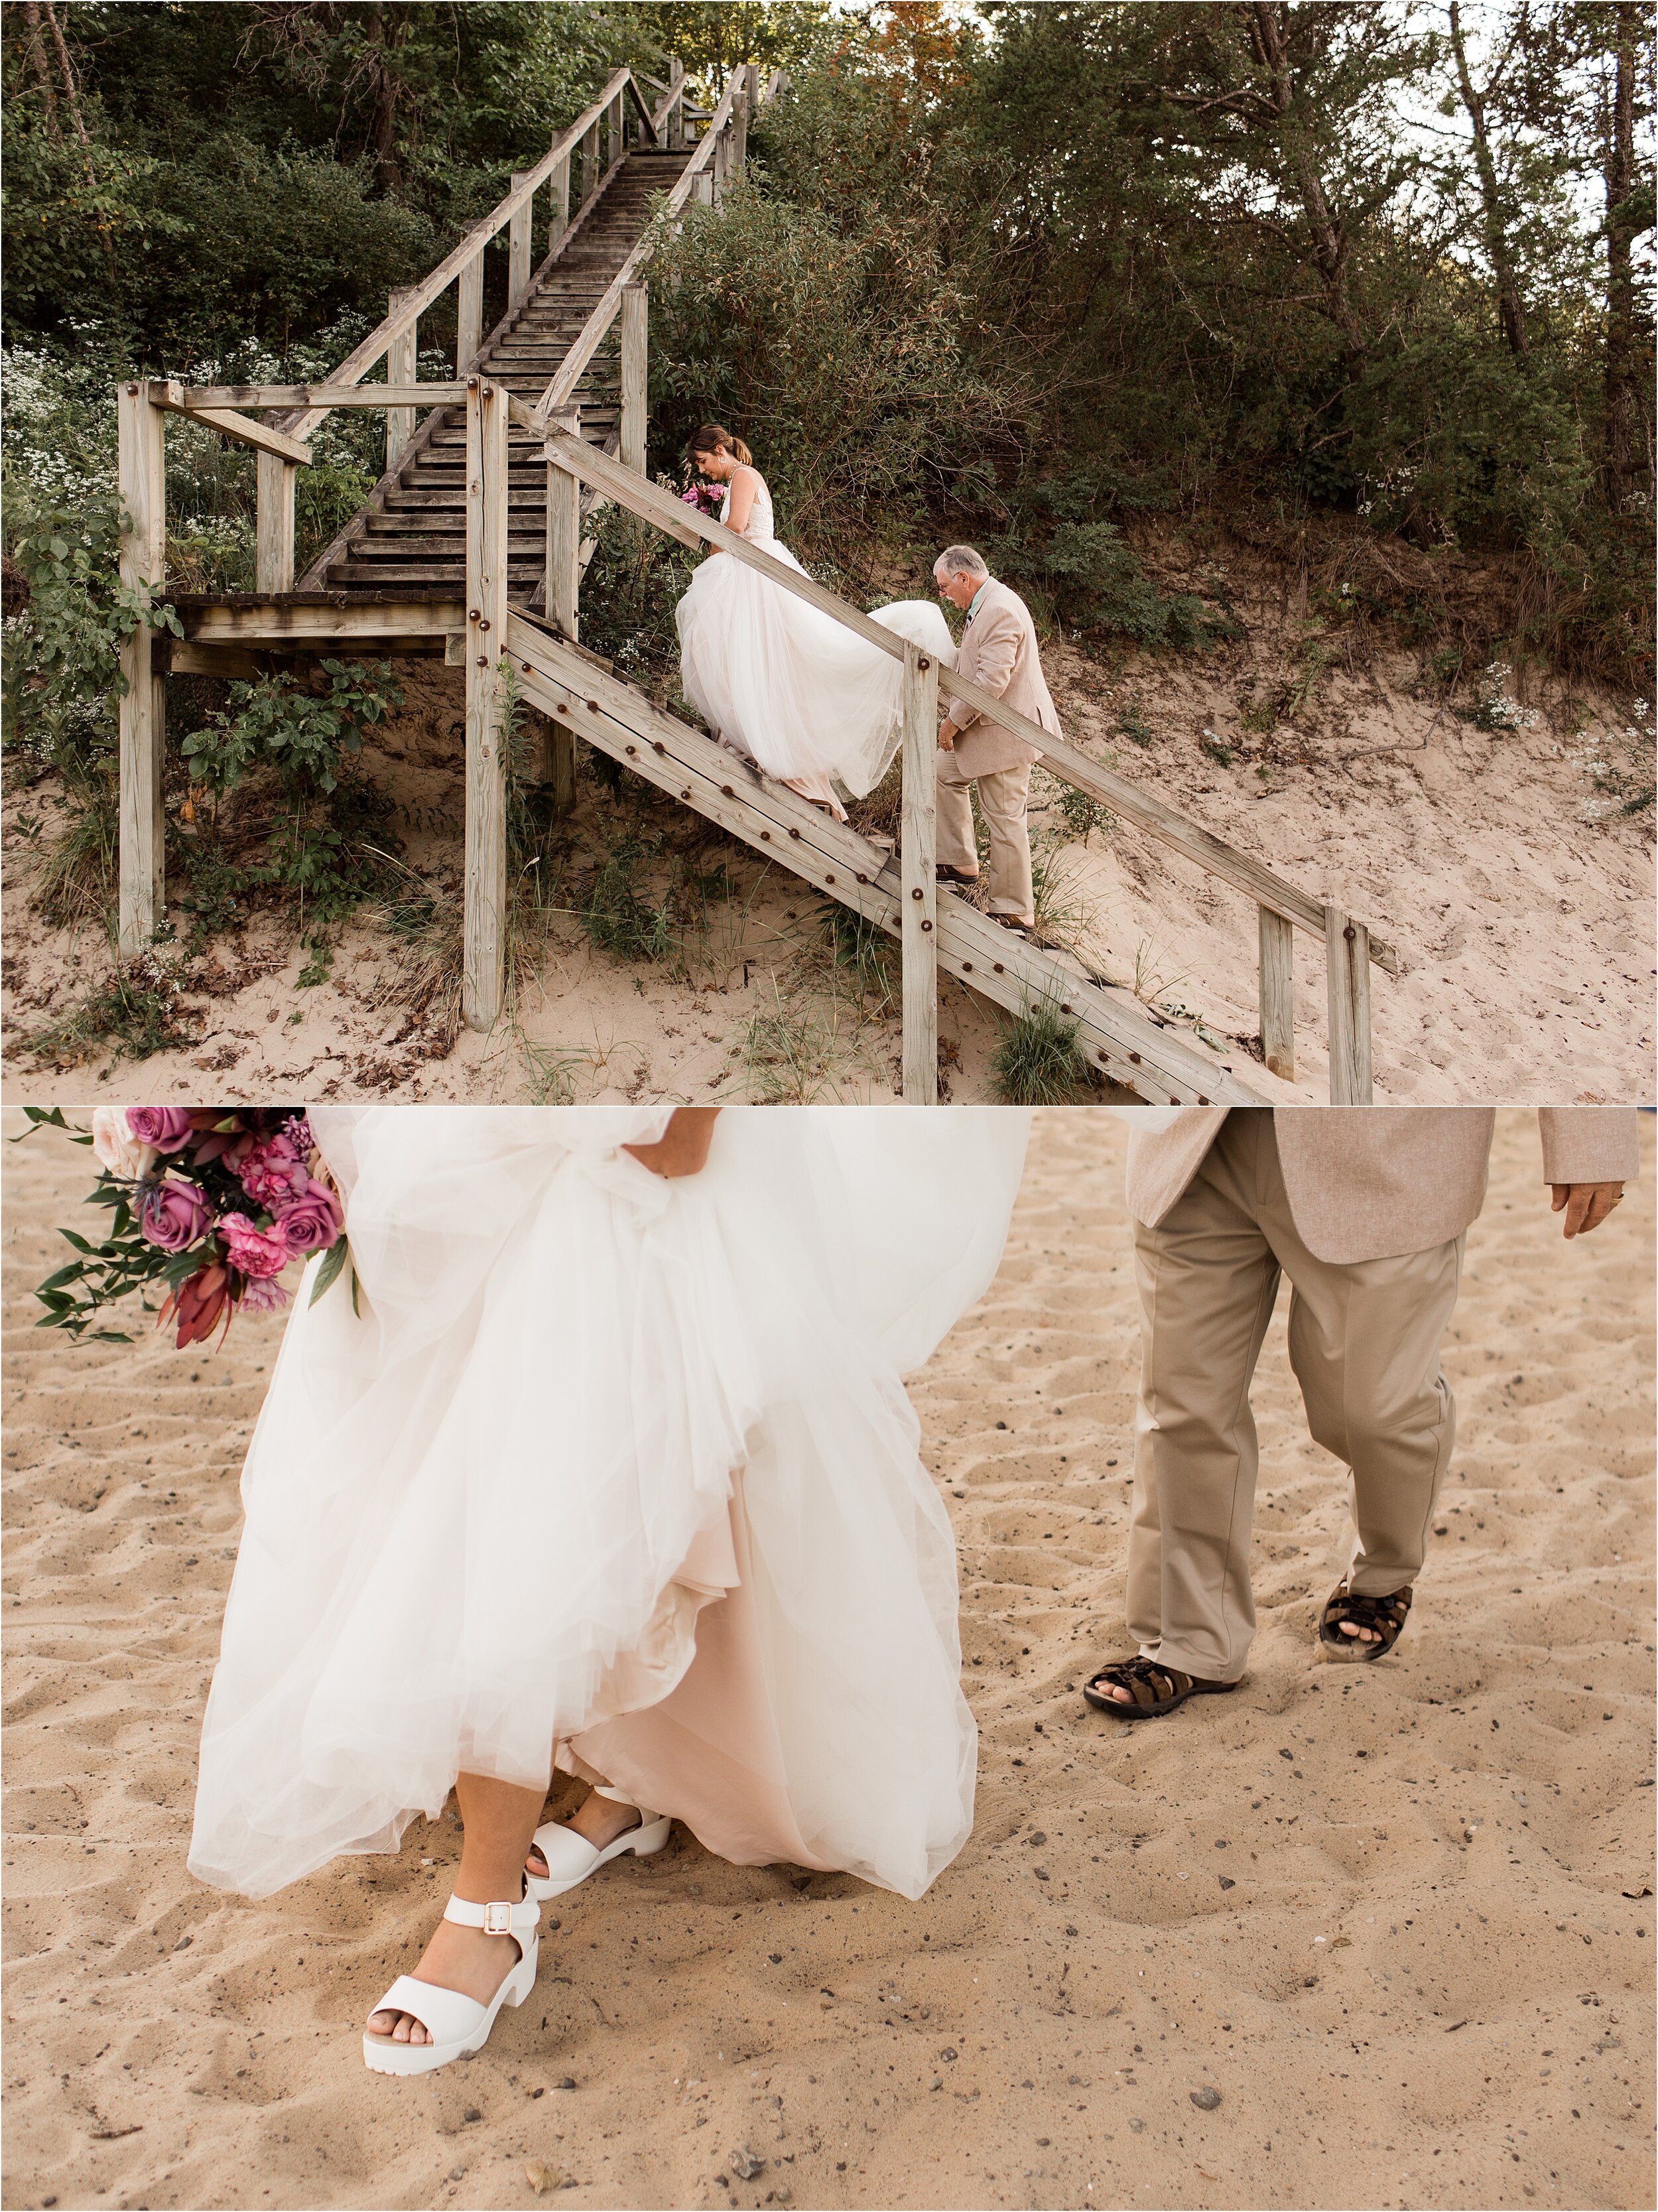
[1258,903,1295,1081]
[1325,907,1374,1104]
[458,253,483,372]
[178,598,465,644]
[549,157,570,256]
[463,379,510,1031]
[620,285,647,475]
[509,173,534,308]
[182,385,469,410]
[386,290,418,469]
[117,381,166,957]
[901,642,940,1104]
[255,452,296,594]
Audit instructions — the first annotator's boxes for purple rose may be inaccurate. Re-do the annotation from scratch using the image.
[237,1276,290,1316]
[139,1177,214,1254]
[126,1107,195,1153]
[271,1176,344,1255]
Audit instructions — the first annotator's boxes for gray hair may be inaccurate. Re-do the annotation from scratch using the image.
[933,543,989,582]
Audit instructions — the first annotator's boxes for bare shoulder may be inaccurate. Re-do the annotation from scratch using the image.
[731,463,765,493]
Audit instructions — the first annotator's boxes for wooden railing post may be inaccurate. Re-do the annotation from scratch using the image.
[550,156,570,255]
[620,284,647,476]
[1325,907,1373,1103]
[733,63,754,168]
[117,379,167,958]
[255,450,295,594]
[457,249,483,373]
[509,174,534,309]
[543,406,582,814]
[387,287,417,468]
[1258,903,1295,1081]
[463,375,510,1032]
[901,642,940,1104]
[668,59,684,149]
[582,117,600,205]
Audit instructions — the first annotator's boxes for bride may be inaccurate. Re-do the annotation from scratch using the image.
[188,1104,1029,2075]
[675,425,956,820]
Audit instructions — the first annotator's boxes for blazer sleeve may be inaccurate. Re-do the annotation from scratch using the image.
[949,604,1021,733]
[1536,1108,1641,1183]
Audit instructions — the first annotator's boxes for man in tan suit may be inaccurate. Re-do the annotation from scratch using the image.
[1085,1107,1639,1720]
[932,547,1061,934]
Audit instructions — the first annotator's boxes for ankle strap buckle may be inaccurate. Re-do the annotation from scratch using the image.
[481,1900,514,1937]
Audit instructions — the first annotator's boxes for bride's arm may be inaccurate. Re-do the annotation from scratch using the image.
[623,1107,721,1178]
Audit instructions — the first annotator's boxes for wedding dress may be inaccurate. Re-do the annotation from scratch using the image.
[676,472,956,816]
[188,1106,1030,1905]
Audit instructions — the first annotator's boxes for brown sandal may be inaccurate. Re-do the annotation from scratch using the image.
[1081,1655,1238,1720]
[1318,1581,1412,1659]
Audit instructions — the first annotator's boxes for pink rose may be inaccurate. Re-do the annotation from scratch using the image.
[271,1177,344,1255]
[238,1134,308,1208]
[218,1213,290,1280]
[237,1277,290,1315]
[125,1108,196,1152]
[138,1177,214,1254]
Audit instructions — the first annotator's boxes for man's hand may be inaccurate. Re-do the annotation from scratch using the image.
[1550,1181,1625,1237]
[624,1107,721,1179]
[938,720,958,752]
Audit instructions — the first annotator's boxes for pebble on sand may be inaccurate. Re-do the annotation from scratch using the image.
[1190,2087,1222,2111]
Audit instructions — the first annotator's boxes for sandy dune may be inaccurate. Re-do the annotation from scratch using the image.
[2,1108,1653,2211]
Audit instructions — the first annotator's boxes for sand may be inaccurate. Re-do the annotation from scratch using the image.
[2,1107,1653,2212]
[4,614,1653,1106]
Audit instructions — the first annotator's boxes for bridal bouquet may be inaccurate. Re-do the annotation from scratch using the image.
[27,1106,350,1349]
[680,479,724,520]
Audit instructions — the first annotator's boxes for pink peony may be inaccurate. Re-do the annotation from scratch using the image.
[125,1108,196,1152]
[218,1212,290,1280]
[237,1133,308,1208]
[236,1276,290,1315]
[138,1177,214,1254]
[271,1177,344,1255]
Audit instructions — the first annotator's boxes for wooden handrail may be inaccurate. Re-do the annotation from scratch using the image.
[531,419,1399,974]
[272,67,657,442]
[180,384,468,411]
[535,69,752,421]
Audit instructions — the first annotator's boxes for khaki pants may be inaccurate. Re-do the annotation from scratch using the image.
[935,755,1034,922]
[1128,1111,1461,1682]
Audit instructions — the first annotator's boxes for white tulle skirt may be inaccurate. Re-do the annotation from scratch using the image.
[187,1107,1029,1903]
[676,537,956,801]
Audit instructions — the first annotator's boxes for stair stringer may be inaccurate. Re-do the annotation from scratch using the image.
[503,612,1267,1105]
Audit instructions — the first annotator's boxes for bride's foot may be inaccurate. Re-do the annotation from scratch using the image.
[366,1902,527,2046]
[526,1790,641,1882]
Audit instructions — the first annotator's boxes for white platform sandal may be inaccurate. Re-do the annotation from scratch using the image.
[527,1784,671,1904]
[363,1887,540,2077]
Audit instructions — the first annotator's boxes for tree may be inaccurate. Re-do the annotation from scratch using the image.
[1445,0,1531,361]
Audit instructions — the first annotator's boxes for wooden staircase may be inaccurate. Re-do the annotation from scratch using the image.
[304,149,691,598]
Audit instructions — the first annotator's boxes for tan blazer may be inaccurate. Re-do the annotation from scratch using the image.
[945,578,1057,778]
[1125,1108,1641,1265]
